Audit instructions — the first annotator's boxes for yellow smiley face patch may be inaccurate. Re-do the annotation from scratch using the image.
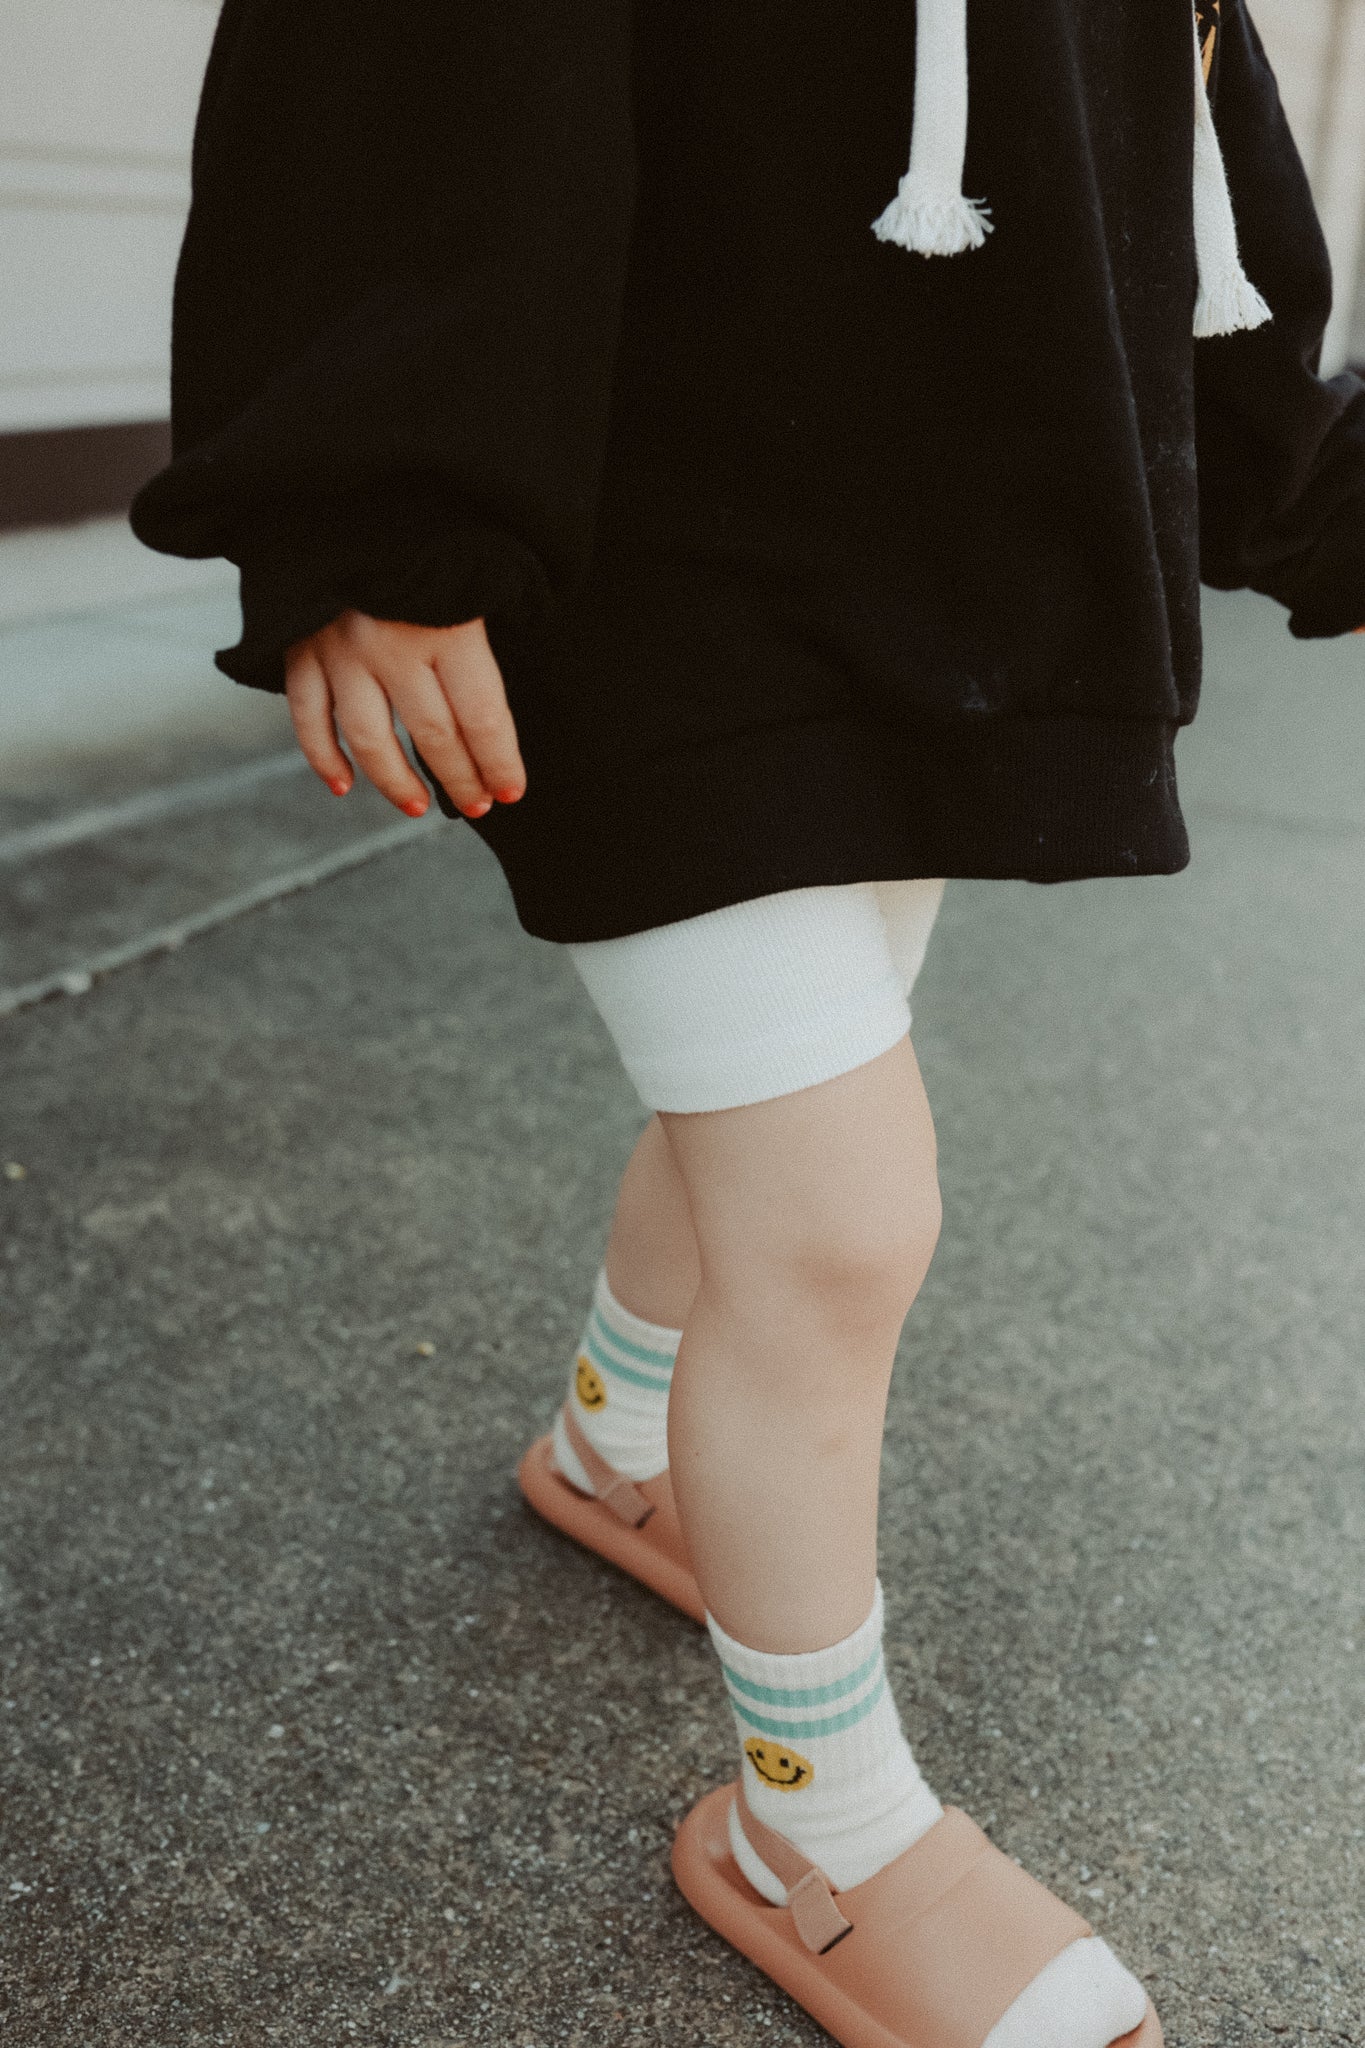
[575,1355,607,1411]
[744,1737,814,1792]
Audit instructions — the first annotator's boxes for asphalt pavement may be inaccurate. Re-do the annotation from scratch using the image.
[1,588,1362,2045]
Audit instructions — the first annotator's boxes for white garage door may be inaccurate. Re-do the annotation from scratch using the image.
[0,0,216,436]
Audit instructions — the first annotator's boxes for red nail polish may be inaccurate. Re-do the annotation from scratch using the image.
[403,797,428,818]
[328,777,351,796]
[495,786,524,804]
[464,800,492,818]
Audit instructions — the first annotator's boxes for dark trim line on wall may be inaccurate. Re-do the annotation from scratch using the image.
[0,419,172,535]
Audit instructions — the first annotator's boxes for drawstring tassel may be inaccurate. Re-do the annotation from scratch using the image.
[1190,5,1270,337]
[872,0,992,257]
[873,0,1266,333]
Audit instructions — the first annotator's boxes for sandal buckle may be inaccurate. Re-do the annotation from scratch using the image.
[601,1478,657,1530]
[788,1869,854,1955]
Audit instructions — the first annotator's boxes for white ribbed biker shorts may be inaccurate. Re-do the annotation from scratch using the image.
[564,878,947,1114]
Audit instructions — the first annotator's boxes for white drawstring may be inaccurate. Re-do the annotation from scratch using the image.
[871,0,992,256]
[1190,4,1271,336]
[871,0,1272,340]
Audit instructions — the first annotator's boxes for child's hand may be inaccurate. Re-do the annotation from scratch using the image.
[284,610,526,819]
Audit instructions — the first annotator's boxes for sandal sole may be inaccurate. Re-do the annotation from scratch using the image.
[516,1433,706,1624]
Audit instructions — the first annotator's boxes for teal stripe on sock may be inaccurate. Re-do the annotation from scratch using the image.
[728,1675,888,1743]
[589,1305,677,1373]
[584,1333,673,1393]
[589,1327,671,1392]
[719,1640,882,1712]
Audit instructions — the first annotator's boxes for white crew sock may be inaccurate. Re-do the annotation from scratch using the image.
[709,1584,1148,2048]
[551,1264,681,1489]
[708,1580,943,1896]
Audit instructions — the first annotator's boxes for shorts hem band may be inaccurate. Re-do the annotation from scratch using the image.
[623,992,914,1114]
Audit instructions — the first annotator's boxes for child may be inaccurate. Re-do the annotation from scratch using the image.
[132,2,1365,2041]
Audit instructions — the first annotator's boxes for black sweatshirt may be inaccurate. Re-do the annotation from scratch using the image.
[130,0,1365,941]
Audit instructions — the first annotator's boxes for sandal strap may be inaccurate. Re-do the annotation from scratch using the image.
[734,1788,853,1954]
[736,1790,1095,2046]
[560,1403,657,1530]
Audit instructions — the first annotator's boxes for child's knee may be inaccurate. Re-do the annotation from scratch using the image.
[706,1169,941,1334]
[800,1177,941,1325]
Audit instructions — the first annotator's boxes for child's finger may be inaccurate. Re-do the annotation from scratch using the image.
[284,647,353,794]
[385,663,494,817]
[433,637,527,803]
[327,657,433,817]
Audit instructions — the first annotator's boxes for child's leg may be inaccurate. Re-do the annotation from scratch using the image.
[660,1034,938,1651]
[659,1036,1148,2048]
[662,1037,942,1906]
[545,1114,698,1499]
[602,1113,700,1329]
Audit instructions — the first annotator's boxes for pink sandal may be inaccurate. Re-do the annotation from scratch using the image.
[516,1404,706,1624]
[672,1782,1163,2048]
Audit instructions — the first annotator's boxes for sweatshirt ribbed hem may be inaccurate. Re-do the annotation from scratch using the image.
[437,711,1189,943]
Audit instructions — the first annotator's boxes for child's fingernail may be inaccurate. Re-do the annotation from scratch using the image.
[464,800,492,818]
[495,786,524,804]
[328,777,351,796]
[402,797,428,818]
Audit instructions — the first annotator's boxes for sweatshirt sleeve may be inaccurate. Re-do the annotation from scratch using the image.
[1192,0,1365,639]
[128,0,637,692]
